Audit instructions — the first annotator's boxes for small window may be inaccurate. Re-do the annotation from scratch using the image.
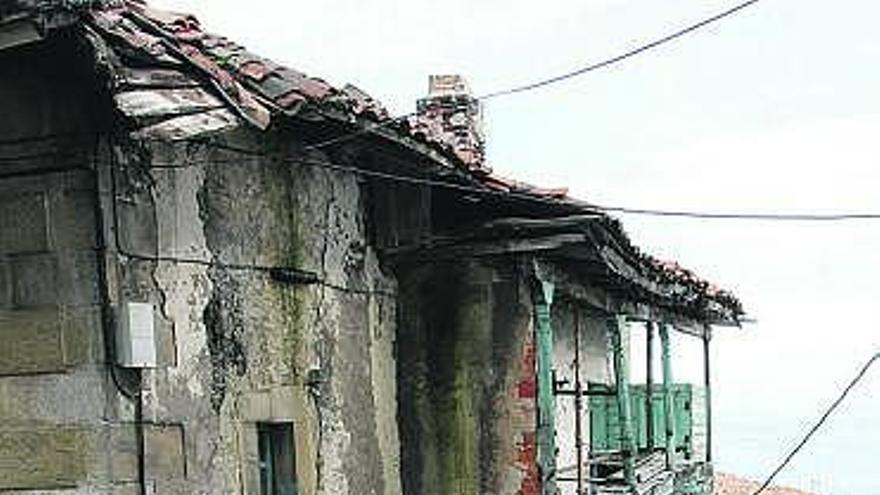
[257,423,297,495]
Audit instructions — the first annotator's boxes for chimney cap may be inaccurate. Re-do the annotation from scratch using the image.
[428,74,471,97]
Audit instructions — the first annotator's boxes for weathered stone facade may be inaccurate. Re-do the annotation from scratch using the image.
[1,31,402,495]
[1,4,743,495]
[121,134,403,495]
[0,33,116,494]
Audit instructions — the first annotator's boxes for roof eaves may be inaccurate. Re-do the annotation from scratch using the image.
[0,1,80,51]
[51,0,744,320]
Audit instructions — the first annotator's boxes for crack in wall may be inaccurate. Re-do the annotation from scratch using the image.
[201,267,248,412]
[195,173,248,414]
[310,167,336,493]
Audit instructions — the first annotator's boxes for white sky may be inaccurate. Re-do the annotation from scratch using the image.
[151,1,879,492]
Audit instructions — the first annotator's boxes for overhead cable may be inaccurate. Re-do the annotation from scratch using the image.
[147,141,880,223]
[751,351,880,495]
[6,142,880,223]
[304,0,763,151]
[478,0,761,100]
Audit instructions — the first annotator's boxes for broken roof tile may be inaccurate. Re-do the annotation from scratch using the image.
[227,50,263,69]
[128,2,198,31]
[276,91,307,111]
[238,60,272,82]
[90,10,167,58]
[339,84,390,120]
[256,74,303,100]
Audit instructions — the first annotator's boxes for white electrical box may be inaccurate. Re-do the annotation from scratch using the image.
[117,302,157,368]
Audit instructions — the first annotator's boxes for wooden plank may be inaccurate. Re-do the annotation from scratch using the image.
[533,280,557,495]
[119,68,202,89]
[0,18,42,51]
[659,324,677,470]
[132,108,240,141]
[387,233,587,260]
[607,315,637,489]
[703,329,713,463]
[115,88,224,118]
[636,470,674,495]
[479,213,602,232]
[634,452,666,484]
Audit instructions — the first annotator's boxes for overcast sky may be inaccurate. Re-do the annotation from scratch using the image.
[151,1,879,492]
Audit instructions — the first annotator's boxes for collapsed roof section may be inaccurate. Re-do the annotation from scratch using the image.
[0,0,744,325]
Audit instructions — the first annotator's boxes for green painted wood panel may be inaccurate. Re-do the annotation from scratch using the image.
[588,383,702,456]
[533,280,556,495]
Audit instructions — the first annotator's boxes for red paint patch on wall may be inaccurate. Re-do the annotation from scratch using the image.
[513,337,539,495]
[517,377,536,398]
[517,342,537,398]
[516,431,540,495]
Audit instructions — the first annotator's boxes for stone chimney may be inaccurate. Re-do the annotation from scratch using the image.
[413,75,486,170]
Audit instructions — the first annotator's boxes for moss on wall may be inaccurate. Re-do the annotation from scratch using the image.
[202,268,249,412]
[275,282,306,383]
[266,153,307,384]
[398,260,530,495]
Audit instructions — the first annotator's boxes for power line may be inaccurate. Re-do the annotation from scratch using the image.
[478,0,761,100]
[597,206,880,222]
[86,137,398,298]
[751,351,880,495]
[7,142,880,223]
[304,0,762,151]
[146,140,880,222]
[119,250,396,297]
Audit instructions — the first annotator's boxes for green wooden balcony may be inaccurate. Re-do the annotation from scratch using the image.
[589,383,706,460]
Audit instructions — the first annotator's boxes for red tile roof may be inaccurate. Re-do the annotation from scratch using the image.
[8,0,743,323]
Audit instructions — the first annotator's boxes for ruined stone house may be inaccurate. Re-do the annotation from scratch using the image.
[0,2,743,495]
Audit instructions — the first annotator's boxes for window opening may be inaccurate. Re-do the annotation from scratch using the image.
[257,422,297,495]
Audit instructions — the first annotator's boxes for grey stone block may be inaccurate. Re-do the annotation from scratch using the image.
[109,423,186,485]
[61,305,104,366]
[49,187,97,250]
[56,251,100,307]
[0,428,89,490]
[112,482,143,495]
[110,425,139,483]
[0,257,10,308]
[0,192,49,254]
[0,308,65,375]
[145,424,186,480]
[10,253,58,308]
[0,366,106,422]
[117,199,158,258]
[240,391,272,421]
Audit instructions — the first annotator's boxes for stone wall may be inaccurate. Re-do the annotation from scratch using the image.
[1,35,403,495]
[0,35,127,495]
[397,258,538,495]
[120,134,402,495]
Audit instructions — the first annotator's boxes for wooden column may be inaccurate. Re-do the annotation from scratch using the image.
[534,281,557,495]
[703,325,713,464]
[645,322,655,452]
[659,323,676,470]
[607,315,636,488]
[573,307,584,495]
